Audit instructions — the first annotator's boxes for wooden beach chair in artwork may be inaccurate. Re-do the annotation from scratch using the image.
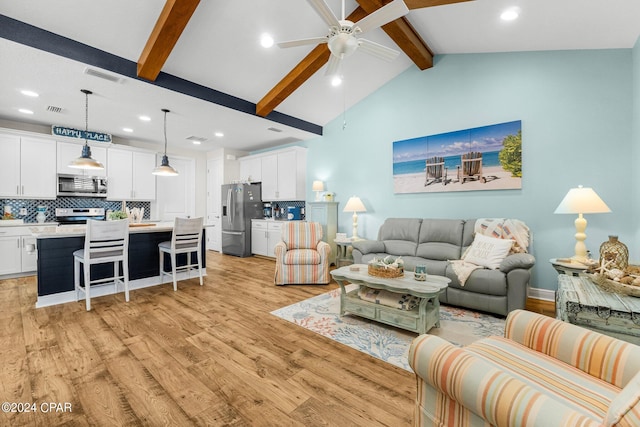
[457,151,485,184]
[424,156,448,186]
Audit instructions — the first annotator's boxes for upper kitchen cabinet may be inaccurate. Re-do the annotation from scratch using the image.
[240,146,306,201]
[239,156,262,183]
[0,133,56,199]
[107,147,156,200]
[57,141,107,177]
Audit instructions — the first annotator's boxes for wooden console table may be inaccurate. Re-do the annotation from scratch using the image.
[556,274,640,344]
[330,265,450,334]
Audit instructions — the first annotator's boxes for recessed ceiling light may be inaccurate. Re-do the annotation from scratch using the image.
[500,8,519,21]
[192,140,202,145]
[20,90,39,97]
[331,76,343,87]
[122,127,133,133]
[260,33,274,48]
[139,115,151,122]
[18,108,34,115]
[214,132,224,138]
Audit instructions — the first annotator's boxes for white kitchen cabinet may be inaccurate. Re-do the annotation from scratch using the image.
[251,220,268,257]
[21,236,38,272]
[0,227,38,276]
[107,147,156,200]
[0,134,56,199]
[241,146,306,201]
[251,220,284,258]
[239,156,262,183]
[56,140,107,177]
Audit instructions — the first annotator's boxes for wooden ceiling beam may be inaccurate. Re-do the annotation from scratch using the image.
[256,44,331,118]
[405,0,473,9]
[357,0,434,70]
[137,0,200,81]
[257,0,473,117]
[256,7,369,118]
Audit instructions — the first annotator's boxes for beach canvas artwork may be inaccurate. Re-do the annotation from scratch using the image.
[393,120,522,194]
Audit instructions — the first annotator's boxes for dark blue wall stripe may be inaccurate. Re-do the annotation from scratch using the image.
[0,14,323,136]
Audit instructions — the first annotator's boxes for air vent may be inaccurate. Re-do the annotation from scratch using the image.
[83,67,123,83]
[267,127,283,133]
[46,105,64,113]
[186,136,208,144]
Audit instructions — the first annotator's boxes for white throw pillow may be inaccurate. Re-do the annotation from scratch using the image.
[463,234,514,269]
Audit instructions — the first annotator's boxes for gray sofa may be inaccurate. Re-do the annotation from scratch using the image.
[351,218,535,316]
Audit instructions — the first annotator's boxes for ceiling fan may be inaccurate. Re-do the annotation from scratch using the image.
[278,0,410,77]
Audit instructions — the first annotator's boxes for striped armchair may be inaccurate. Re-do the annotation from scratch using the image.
[409,309,640,427]
[274,221,331,285]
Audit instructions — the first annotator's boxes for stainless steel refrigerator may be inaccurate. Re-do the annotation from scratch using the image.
[221,183,262,257]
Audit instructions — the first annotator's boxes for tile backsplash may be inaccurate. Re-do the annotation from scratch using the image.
[1,198,150,223]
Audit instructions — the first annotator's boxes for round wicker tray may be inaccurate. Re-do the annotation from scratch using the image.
[368,265,404,278]
[590,273,640,297]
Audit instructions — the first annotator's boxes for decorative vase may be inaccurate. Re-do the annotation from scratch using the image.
[599,236,629,270]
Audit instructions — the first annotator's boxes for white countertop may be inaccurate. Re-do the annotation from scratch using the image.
[31,221,175,238]
[0,221,58,227]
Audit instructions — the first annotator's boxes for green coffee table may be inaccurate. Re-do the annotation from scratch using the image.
[330,264,450,334]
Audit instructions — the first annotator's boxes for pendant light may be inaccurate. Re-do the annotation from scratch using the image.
[152,108,179,176]
[68,89,105,170]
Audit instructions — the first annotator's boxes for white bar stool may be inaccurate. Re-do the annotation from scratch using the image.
[158,217,204,291]
[74,219,130,311]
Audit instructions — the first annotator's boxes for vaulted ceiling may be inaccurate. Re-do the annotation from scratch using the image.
[1,1,639,153]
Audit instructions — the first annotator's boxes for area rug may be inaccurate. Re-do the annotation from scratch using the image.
[271,285,506,372]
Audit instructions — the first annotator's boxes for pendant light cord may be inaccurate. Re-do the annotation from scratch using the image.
[162,109,169,155]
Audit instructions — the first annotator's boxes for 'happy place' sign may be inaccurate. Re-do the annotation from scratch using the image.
[52,125,112,143]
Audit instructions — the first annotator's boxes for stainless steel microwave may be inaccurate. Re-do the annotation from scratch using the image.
[57,174,108,197]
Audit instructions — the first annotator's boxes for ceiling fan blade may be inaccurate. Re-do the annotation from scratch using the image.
[324,54,342,77]
[358,38,400,61]
[306,0,341,28]
[278,37,328,49]
[354,0,409,34]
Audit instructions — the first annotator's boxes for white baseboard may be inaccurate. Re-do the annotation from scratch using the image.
[36,270,207,308]
[527,286,555,302]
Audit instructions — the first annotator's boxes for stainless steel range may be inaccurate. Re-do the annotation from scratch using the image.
[55,208,106,225]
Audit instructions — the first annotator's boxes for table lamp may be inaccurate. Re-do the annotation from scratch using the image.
[554,185,611,263]
[312,180,324,201]
[343,196,366,240]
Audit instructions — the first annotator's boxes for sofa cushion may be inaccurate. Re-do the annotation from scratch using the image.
[284,249,320,265]
[604,370,640,427]
[463,234,514,269]
[401,257,448,276]
[376,218,422,257]
[415,219,465,260]
[468,336,620,421]
[446,266,507,296]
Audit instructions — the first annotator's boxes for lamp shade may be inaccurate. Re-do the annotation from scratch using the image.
[343,196,366,213]
[554,186,611,214]
[312,180,324,192]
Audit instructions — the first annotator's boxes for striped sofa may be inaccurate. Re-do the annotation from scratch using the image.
[274,221,331,285]
[409,310,640,427]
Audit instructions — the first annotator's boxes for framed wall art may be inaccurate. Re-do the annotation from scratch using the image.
[393,120,522,194]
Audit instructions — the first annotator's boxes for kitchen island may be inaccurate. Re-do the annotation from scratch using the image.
[32,223,206,308]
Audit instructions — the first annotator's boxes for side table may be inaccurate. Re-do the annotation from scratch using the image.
[334,240,354,267]
[556,274,640,345]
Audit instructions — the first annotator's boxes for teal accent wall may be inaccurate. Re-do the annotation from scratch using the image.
[304,49,634,291]
[633,37,640,249]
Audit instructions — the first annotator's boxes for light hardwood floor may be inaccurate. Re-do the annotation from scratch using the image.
[0,252,415,426]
